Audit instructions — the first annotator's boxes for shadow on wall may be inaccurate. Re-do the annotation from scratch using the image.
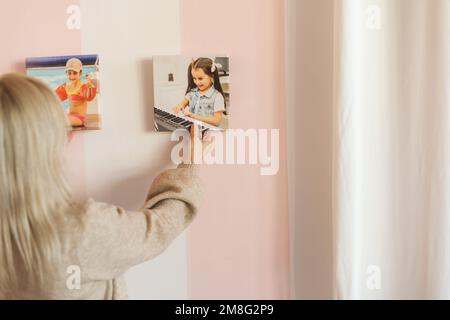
[140,59,155,132]
[286,0,334,299]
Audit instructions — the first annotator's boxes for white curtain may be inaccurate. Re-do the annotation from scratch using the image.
[288,0,450,299]
[334,0,450,299]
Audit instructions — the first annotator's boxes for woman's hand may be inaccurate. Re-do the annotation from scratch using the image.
[190,124,213,164]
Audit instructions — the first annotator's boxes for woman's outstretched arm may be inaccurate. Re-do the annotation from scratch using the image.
[76,163,202,280]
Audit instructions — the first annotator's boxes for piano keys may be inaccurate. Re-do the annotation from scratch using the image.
[154,106,220,133]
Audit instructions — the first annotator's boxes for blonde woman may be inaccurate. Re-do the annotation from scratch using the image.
[0,73,203,299]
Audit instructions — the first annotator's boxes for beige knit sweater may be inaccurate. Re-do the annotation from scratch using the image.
[47,164,202,300]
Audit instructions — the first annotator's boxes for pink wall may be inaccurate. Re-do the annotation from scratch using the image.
[0,0,80,73]
[0,0,86,199]
[181,0,290,299]
[0,0,290,299]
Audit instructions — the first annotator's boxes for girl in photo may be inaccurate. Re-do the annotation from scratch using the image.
[55,58,97,128]
[173,57,226,127]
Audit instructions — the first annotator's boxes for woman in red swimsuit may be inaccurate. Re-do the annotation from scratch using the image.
[55,58,97,127]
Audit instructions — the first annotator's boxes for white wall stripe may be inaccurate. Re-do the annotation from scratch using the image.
[80,0,187,299]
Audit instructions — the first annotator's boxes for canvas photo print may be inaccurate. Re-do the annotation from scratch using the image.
[153,55,230,132]
[26,54,101,130]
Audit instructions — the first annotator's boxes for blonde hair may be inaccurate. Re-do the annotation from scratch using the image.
[0,73,76,298]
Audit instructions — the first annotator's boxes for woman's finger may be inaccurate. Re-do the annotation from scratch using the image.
[190,123,199,140]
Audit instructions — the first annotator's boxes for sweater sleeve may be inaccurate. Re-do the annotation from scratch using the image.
[77,164,202,280]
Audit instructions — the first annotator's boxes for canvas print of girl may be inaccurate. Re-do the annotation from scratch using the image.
[26,54,101,130]
[153,55,230,132]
